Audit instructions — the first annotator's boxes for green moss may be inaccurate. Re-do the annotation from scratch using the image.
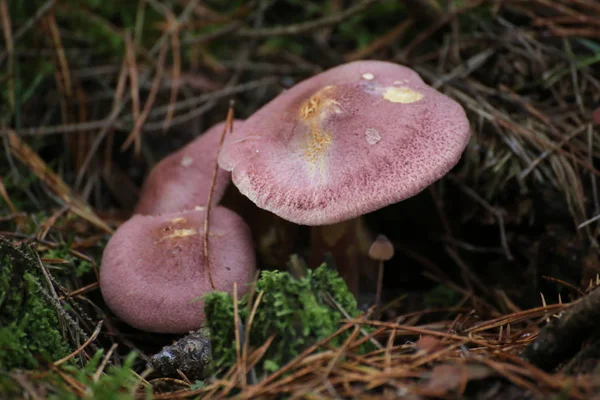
[205,264,372,375]
[0,238,70,370]
[48,351,151,400]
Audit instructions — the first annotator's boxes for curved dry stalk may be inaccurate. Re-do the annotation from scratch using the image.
[203,103,235,289]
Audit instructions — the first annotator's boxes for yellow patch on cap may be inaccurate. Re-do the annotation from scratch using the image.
[170,217,187,224]
[298,88,342,178]
[382,86,424,104]
[305,123,332,168]
[161,228,198,241]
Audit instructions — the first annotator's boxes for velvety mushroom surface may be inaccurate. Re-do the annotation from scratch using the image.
[219,61,471,225]
[135,120,243,215]
[100,207,256,333]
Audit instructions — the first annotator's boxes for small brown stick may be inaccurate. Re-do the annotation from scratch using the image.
[124,32,140,122]
[92,343,118,382]
[401,0,444,24]
[162,11,182,133]
[7,131,112,234]
[57,282,100,301]
[121,41,169,153]
[203,103,235,289]
[236,0,378,38]
[53,321,103,366]
[523,288,600,371]
[242,289,265,386]
[0,0,14,111]
[344,19,414,61]
[0,0,55,66]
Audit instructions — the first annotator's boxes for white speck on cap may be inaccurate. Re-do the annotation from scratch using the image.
[362,73,375,80]
[180,156,194,167]
[365,128,381,145]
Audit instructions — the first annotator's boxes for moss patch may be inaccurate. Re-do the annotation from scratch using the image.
[0,237,70,370]
[205,264,373,375]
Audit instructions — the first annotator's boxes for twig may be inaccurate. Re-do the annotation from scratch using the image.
[53,321,103,366]
[92,343,118,382]
[203,104,234,290]
[0,0,14,111]
[121,41,168,153]
[0,0,56,65]
[523,288,600,371]
[235,0,378,37]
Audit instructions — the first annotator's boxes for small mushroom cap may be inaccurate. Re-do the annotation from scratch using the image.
[99,206,256,333]
[135,120,243,215]
[368,234,395,262]
[219,61,470,225]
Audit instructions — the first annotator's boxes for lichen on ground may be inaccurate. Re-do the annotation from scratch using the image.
[205,264,373,375]
[0,237,71,371]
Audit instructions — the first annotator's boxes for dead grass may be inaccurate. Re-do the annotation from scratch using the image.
[2,0,600,398]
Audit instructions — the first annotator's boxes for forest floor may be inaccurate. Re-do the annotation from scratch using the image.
[1,0,600,399]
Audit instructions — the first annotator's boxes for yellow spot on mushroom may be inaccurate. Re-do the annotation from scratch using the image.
[170,217,187,224]
[383,86,423,103]
[298,89,342,177]
[194,206,205,211]
[160,228,198,241]
[362,73,374,80]
[301,96,321,119]
[305,122,332,169]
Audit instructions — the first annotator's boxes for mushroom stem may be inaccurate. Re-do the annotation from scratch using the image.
[375,260,384,317]
[308,216,374,297]
[368,234,395,320]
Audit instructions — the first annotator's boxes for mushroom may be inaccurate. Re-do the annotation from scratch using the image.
[99,207,256,333]
[135,120,243,215]
[218,60,470,294]
[368,234,395,318]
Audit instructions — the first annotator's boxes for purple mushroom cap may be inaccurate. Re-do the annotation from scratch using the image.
[100,207,256,333]
[135,120,243,215]
[219,61,471,225]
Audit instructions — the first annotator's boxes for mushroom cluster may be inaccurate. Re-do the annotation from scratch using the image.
[100,60,471,331]
[100,121,257,334]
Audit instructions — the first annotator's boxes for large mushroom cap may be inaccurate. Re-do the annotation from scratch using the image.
[135,120,243,215]
[99,207,256,333]
[219,61,471,225]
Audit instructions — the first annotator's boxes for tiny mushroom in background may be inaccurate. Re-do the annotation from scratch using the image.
[100,207,256,333]
[135,120,243,215]
[368,234,395,319]
[218,60,471,295]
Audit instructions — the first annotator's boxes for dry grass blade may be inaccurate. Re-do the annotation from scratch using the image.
[124,32,141,122]
[53,321,103,366]
[0,0,14,111]
[236,0,378,37]
[163,13,182,133]
[4,0,600,398]
[0,175,17,214]
[121,41,169,153]
[203,104,235,290]
[7,131,113,234]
